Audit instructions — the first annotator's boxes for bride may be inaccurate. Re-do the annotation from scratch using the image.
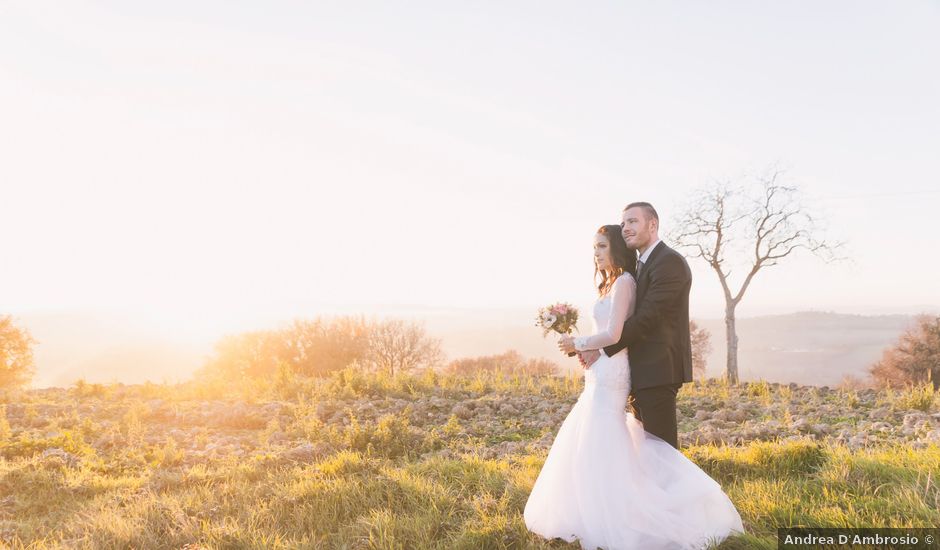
[523,224,744,550]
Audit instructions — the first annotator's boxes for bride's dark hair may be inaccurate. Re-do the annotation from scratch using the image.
[595,224,636,297]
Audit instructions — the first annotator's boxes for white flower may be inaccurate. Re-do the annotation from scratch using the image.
[541,314,557,328]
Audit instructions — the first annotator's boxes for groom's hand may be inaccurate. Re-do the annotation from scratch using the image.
[579,349,600,369]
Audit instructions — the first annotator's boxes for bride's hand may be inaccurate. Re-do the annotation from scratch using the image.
[557,335,576,355]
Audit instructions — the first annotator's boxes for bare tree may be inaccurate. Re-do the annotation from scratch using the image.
[670,169,843,384]
[198,316,444,383]
[366,319,445,375]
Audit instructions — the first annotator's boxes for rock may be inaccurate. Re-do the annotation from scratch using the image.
[869,407,891,421]
[409,403,429,419]
[452,404,473,420]
[267,431,289,445]
[429,397,451,409]
[262,402,287,418]
[712,410,730,422]
[282,442,330,463]
[425,448,457,460]
[698,417,721,428]
[693,410,711,421]
[482,440,524,459]
[316,402,337,421]
[790,418,810,432]
[354,401,377,417]
[902,426,917,437]
[848,435,868,448]
[530,432,554,451]
[810,424,833,436]
[42,448,79,467]
[903,412,930,428]
[690,426,727,446]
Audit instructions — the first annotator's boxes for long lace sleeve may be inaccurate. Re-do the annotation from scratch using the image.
[574,275,636,351]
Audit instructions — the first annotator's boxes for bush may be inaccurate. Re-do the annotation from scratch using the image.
[444,350,559,376]
[870,315,940,389]
[72,379,112,399]
[282,316,372,377]
[198,329,285,379]
[0,405,11,441]
[344,410,437,459]
[0,315,37,389]
[197,316,444,382]
[690,320,712,379]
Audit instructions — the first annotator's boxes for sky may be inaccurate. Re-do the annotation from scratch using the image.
[2,1,939,384]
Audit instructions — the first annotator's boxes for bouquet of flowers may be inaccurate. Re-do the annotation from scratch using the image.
[535,302,579,338]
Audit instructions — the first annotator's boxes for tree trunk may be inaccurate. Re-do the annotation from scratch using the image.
[725,305,739,384]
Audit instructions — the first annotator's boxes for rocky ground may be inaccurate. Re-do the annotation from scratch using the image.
[4,377,938,471]
[2,374,939,548]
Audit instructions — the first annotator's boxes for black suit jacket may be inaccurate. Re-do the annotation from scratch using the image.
[603,241,693,391]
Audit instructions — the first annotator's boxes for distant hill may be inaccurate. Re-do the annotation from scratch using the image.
[12,309,922,388]
[16,311,210,388]
[435,310,918,387]
[696,311,915,386]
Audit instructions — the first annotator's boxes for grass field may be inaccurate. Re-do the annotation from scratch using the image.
[1,369,938,548]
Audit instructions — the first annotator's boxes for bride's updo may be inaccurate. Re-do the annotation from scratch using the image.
[595,224,636,297]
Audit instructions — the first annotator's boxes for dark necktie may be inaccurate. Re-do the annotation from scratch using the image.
[637,259,645,278]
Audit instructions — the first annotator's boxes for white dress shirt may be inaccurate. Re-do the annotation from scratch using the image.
[638,238,661,266]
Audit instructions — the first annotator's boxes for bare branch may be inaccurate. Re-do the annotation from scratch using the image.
[669,168,847,382]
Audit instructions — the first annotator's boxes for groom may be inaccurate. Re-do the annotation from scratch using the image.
[575,202,693,449]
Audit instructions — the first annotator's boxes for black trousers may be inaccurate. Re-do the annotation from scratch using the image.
[629,383,682,449]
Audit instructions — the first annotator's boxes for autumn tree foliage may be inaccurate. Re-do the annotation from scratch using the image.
[870,315,940,389]
[0,315,37,389]
[199,316,444,379]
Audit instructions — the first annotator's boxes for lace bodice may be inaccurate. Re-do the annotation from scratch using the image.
[574,274,636,352]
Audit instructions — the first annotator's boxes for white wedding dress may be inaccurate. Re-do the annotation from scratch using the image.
[523,274,744,550]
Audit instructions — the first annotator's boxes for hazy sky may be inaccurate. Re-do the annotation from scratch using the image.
[3,0,939,335]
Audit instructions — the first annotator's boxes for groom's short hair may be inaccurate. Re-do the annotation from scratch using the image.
[624,202,659,222]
